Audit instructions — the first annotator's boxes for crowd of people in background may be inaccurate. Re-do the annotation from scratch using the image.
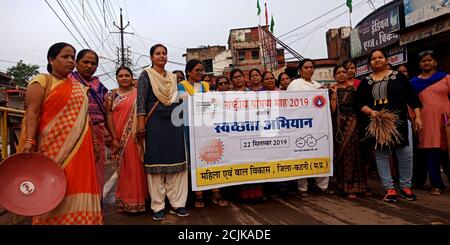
[18,42,449,224]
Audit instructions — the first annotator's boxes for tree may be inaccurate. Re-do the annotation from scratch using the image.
[6,60,39,87]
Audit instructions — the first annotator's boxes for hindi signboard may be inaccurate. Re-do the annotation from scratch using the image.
[351,6,400,58]
[355,46,408,77]
[187,91,333,191]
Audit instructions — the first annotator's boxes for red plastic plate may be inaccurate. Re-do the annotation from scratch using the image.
[0,153,66,216]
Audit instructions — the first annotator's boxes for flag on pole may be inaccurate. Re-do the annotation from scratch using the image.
[265,3,268,27]
[270,15,275,33]
[346,0,352,13]
[257,0,261,16]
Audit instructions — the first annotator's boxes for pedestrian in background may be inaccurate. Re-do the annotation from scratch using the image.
[261,71,277,91]
[249,68,264,91]
[173,70,185,83]
[230,68,250,91]
[397,64,409,78]
[201,74,216,91]
[278,72,292,91]
[216,76,231,92]
[343,60,361,88]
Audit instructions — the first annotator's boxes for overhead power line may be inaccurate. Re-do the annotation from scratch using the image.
[44,0,84,47]
[45,0,117,85]
[285,0,366,47]
[278,3,346,39]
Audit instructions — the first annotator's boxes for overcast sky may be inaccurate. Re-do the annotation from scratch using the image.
[0,0,392,88]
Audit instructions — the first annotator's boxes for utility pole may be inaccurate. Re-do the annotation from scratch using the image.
[112,8,133,66]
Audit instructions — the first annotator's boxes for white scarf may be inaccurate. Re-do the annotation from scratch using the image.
[145,67,178,106]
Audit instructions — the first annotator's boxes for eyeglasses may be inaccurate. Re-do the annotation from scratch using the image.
[419,50,433,57]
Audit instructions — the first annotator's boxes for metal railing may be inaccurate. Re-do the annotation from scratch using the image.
[0,106,25,159]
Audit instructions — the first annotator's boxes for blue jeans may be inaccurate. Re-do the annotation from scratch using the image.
[375,121,413,190]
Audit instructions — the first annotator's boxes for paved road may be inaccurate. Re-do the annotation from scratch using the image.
[2,161,449,225]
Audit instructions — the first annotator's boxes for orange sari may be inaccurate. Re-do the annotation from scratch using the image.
[25,76,103,225]
[111,89,148,212]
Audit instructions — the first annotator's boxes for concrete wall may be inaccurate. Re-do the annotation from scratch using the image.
[185,46,226,62]
[326,27,351,63]
[213,50,232,76]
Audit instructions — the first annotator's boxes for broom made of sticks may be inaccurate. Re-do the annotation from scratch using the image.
[365,109,403,149]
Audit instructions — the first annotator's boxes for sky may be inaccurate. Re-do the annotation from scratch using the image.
[0,0,392,89]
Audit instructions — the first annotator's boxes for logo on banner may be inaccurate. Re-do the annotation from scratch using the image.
[312,95,327,109]
[209,98,219,112]
[295,135,328,149]
[199,138,224,164]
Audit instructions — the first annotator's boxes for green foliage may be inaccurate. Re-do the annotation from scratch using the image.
[6,60,39,87]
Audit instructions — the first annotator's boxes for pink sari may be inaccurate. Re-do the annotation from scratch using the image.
[111,88,148,212]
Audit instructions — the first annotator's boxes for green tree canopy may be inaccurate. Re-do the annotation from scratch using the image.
[6,60,39,87]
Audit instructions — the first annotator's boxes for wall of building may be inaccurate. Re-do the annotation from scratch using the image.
[213,50,232,76]
[312,67,335,83]
[185,46,226,62]
[6,94,25,110]
[229,28,260,67]
[326,27,351,63]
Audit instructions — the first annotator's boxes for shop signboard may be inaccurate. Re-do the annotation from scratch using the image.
[355,46,408,77]
[351,7,400,58]
[404,0,450,27]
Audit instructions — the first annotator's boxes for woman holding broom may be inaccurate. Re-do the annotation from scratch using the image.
[356,49,423,203]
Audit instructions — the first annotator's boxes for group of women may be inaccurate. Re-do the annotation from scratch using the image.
[330,49,449,202]
[20,41,449,224]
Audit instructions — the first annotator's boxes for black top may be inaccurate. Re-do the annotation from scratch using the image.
[136,70,186,174]
[356,71,422,146]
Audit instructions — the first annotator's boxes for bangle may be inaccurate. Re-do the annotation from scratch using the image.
[26,138,37,146]
[136,130,146,139]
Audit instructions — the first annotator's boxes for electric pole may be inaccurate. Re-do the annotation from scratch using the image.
[112,8,133,66]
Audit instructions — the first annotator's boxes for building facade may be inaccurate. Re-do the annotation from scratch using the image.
[184,45,227,75]
[326,27,352,64]
[399,0,450,76]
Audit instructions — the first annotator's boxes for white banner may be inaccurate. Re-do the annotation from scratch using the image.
[188,90,333,191]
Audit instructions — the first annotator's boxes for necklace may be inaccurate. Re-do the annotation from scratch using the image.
[118,86,133,94]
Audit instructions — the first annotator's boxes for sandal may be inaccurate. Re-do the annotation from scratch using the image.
[429,188,442,196]
[195,195,205,208]
[212,195,229,207]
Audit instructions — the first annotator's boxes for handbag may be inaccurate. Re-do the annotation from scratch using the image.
[137,101,159,162]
